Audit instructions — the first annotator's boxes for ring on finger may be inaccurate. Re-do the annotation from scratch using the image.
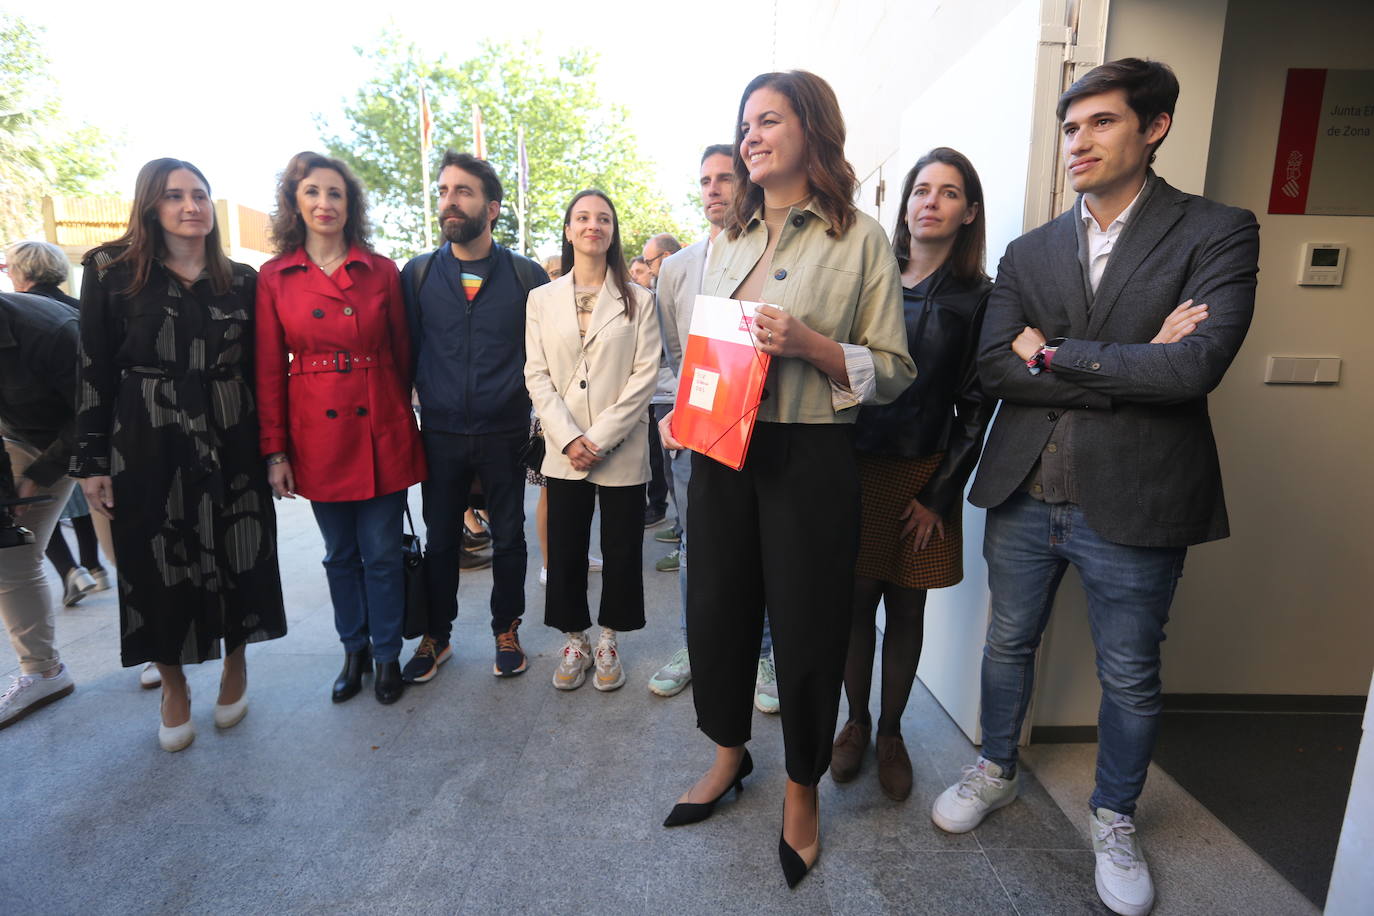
[767,330,774,343]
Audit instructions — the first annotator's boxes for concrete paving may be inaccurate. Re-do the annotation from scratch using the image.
[4,486,1314,914]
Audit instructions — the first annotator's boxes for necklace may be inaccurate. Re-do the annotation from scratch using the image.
[311,250,346,273]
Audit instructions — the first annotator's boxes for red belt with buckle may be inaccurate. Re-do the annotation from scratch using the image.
[290,350,389,374]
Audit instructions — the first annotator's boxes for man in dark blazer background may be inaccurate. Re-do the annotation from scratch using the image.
[930,59,1260,916]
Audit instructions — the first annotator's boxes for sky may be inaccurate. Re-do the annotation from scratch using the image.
[23,0,781,247]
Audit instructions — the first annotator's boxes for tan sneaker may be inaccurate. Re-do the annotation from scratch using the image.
[593,629,625,691]
[552,632,593,690]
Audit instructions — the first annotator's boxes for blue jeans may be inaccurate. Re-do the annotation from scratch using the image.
[671,446,773,660]
[311,489,409,663]
[979,492,1185,816]
[419,428,527,640]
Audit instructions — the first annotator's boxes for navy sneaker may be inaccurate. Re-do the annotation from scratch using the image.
[494,618,528,677]
[402,636,452,684]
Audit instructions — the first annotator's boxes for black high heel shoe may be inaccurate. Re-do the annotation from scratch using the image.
[331,646,372,703]
[663,749,754,827]
[778,789,821,889]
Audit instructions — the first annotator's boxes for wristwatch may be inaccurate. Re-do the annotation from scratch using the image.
[1025,337,1067,375]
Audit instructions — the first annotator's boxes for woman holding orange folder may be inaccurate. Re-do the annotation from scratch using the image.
[659,71,916,887]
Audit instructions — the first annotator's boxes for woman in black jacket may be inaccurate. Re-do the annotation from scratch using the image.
[829,148,995,800]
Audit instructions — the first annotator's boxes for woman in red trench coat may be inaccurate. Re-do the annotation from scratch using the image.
[255,152,426,705]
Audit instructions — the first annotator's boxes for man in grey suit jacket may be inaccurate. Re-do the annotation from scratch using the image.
[647,144,779,713]
[930,60,1259,916]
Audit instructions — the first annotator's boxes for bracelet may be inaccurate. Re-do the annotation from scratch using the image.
[266,454,288,465]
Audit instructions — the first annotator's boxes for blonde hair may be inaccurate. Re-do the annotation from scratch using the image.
[6,240,69,288]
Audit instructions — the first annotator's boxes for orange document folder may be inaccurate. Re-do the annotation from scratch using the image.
[670,294,772,471]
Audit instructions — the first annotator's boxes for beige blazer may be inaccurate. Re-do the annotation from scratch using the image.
[525,272,661,485]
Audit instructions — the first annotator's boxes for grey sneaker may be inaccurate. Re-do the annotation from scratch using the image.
[648,648,691,697]
[930,757,1019,833]
[1092,807,1154,916]
[0,664,75,730]
[552,632,593,690]
[593,629,625,691]
[754,656,779,714]
[62,567,97,607]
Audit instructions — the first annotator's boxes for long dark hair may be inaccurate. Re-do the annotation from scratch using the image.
[726,70,857,241]
[87,158,232,296]
[560,189,635,319]
[269,151,372,255]
[892,147,988,283]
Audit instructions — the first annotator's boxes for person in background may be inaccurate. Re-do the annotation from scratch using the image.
[646,144,778,715]
[525,189,660,693]
[0,289,80,731]
[659,71,915,887]
[399,151,548,682]
[256,152,425,706]
[831,148,995,802]
[74,158,286,751]
[629,256,653,289]
[4,241,112,610]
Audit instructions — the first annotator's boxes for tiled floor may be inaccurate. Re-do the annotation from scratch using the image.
[3,488,1316,914]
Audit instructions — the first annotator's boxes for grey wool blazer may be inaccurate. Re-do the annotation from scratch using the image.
[969,174,1260,548]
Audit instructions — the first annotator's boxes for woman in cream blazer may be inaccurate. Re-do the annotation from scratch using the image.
[525,189,660,693]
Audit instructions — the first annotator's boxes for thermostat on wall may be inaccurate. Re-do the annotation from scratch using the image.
[1298,242,1347,286]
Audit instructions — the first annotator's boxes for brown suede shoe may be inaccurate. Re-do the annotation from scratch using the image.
[876,734,913,801]
[830,720,870,782]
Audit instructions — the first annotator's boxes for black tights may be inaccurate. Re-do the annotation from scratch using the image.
[842,575,928,737]
[45,515,104,579]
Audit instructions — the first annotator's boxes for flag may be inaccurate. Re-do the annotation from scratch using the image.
[517,126,529,198]
[472,103,486,159]
[419,84,433,154]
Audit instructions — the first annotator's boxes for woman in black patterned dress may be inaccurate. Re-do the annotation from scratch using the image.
[73,158,286,752]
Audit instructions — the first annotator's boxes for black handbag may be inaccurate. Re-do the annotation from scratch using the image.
[402,506,428,640]
[518,426,545,473]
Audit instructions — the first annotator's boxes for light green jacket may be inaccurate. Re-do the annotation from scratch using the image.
[703,202,916,423]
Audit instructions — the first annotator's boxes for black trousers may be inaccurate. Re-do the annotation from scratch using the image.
[646,406,669,514]
[688,422,860,785]
[544,477,646,633]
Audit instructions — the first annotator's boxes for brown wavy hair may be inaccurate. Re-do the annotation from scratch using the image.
[726,71,857,241]
[892,147,989,283]
[86,158,232,296]
[560,189,635,319]
[269,151,372,254]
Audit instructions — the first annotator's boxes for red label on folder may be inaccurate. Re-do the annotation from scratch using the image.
[670,295,771,470]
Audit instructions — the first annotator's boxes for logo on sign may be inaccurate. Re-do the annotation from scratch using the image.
[737,315,756,333]
[1282,150,1304,198]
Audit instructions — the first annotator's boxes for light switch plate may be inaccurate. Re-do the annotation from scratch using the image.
[1264,356,1341,384]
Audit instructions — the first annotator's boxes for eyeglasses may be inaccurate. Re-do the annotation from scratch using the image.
[643,251,666,267]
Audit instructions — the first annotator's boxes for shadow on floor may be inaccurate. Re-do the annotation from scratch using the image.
[1151,709,1362,908]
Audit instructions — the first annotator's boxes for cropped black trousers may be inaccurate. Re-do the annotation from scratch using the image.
[687,422,860,785]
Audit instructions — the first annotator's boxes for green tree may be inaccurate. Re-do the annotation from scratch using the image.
[1,13,118,242]
[316,33,697,261]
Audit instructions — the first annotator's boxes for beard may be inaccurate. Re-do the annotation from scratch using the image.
[440,208,486,245]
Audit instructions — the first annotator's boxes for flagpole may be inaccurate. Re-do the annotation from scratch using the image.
[517,125,528,257]
[419,83,433,249]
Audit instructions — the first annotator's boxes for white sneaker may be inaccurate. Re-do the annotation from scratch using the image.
[754,656,779,714]
[552,631,593,690]
[931,757,1019,833]
[62,566,98,607]
[0,664,75,730]
[1092,807,1154,915]
[593,628,625,691]
[139,662,162,689]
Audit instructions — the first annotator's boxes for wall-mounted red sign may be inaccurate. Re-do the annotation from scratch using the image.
[1268,69,1374,217]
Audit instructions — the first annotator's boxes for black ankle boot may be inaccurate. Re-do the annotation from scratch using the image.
[374,660,404,705]
[331,647,371,703]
